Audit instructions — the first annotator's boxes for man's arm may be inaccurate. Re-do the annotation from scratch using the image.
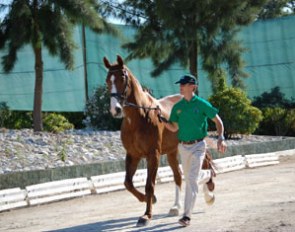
[163,120,179,132]
[157,112,179,132]
[211,114,227,153]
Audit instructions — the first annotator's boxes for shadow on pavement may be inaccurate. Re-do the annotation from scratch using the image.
[47,213,185,232]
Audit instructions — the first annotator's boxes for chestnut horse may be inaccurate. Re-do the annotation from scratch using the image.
[103,55,183,226]
[103,55,216,226]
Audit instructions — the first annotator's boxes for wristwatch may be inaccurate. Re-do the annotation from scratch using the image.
[218,135,225,141]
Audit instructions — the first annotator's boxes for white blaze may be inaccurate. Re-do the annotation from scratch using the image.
[110,75,122,117]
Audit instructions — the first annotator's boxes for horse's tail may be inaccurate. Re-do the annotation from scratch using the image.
[202,149,217,177]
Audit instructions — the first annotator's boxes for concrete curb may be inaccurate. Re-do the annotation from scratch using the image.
[0,137,294,190]
[1,149,294,213]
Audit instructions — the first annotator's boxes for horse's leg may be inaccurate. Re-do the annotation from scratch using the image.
[203,182,215,205]
[200,151,215,205]
[198,169,215,205]
[124,154,146,202]
[137,153,159,227]
[167,151,182,216]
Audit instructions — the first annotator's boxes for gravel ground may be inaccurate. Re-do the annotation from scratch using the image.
[0,128,288,174]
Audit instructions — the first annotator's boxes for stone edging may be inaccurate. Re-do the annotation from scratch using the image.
[1,137,294,190]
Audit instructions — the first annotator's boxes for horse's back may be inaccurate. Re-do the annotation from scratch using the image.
[156,94,182,154]
[158,94,182,119]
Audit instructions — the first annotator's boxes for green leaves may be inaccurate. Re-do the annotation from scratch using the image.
[209,85,263,138]
[115,0,267,88]
[258,0,295,19]
[259,107,295,136]
[43,113,74,133]
[0,1,32,72]
[252,87,295,136]
[0,0,116,72]
[84,85,122,131]
[0,0,117,131]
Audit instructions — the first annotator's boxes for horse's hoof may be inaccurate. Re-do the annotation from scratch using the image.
[207,179,215,192]
[152,195,157,204]
[205,194,215,206]
[136,215,150,227]
[168,207,180,216]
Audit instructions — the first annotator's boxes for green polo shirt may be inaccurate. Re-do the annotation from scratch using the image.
[169,95,218,141]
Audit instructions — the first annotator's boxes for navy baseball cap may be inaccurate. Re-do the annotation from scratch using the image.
[175,74,197,85]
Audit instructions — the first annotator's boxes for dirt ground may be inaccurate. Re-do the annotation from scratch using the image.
[0,154,294,232]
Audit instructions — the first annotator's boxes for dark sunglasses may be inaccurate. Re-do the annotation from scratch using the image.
[180,83,195,86]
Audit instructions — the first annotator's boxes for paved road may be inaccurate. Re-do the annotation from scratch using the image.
[0,155,294,232]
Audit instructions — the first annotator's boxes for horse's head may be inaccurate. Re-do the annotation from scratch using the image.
[103,55,129,118]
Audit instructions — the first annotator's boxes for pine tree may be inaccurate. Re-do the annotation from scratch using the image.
[0,0,117,131]
[107,0,267,90]
[258,0,295,19]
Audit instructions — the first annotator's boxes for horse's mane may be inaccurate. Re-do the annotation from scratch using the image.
[123,66,158,118]
[124,66,182,121]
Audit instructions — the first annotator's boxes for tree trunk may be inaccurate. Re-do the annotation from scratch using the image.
[33,46,43,132]
[189,39,198,95]
[82,24,89,101]
[32,0,43,132]
[189,42,198,77]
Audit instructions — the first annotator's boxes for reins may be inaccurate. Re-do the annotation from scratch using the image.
[124,101,158,110]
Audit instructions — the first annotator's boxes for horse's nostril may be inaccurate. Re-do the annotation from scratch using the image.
[115,107,121,114]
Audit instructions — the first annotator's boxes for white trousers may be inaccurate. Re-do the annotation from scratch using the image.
[179,140,212,218]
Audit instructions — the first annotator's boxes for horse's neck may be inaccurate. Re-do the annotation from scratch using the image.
[124,74,156,120]
[128,75,151,106]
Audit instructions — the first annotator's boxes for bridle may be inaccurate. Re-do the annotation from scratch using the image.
[107,68,159,111]
[108,68,129,102]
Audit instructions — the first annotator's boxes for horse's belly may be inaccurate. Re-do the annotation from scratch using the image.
[121,128,178,156]
[121,134,146,156]
[121,128,161,156]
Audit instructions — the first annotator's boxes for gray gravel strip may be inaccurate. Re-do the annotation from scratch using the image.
[0,128,285,174]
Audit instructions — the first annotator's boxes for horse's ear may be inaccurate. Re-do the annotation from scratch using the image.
[117,55,124,66]
[103,57,111,68]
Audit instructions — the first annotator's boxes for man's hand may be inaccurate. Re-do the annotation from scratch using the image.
[217,139,227,153]
[211,115,227,154]
[156,106,169,123]
[158,115,169,123]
